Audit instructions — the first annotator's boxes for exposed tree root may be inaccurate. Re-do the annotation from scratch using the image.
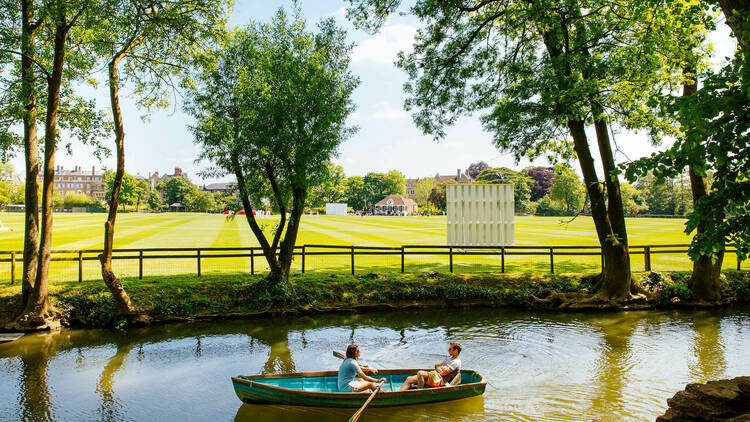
[6,304,61,332]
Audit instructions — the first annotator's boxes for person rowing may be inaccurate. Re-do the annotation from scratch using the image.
[338,344,386,392]
[399,342,462,391]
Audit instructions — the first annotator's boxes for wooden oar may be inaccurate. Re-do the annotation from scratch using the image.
[333,350,369,368]
[348,380,384,422]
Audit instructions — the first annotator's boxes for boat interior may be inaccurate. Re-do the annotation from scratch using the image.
[240,370,481,393]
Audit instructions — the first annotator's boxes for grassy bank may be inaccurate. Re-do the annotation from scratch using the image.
[2,271,748,329]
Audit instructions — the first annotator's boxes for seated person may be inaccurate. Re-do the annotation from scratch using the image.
[337,344,386,392]
[399,342,462,391]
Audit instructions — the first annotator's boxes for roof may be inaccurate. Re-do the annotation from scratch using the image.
[375,194,417,207]
[170,203,185,207]
[204,182,235,190]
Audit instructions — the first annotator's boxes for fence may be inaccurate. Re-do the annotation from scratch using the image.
[0,244,746,285]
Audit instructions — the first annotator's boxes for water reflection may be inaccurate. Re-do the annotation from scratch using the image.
[0,307,747,421]
[690,312,727,381]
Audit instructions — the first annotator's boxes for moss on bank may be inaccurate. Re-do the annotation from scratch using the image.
[1,270,748,329]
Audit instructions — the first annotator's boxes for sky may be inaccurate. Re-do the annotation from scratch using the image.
[7,0,737,184]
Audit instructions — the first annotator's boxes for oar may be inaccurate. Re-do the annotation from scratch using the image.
[348,380,384,422]
[333,351,369,368]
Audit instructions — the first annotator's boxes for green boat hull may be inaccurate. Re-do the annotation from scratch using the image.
[232,369,486,408]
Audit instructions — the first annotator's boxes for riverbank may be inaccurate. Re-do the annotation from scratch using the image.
[1,271,748,329]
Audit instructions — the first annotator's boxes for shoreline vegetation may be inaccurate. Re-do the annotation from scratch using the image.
[1,271,747,330]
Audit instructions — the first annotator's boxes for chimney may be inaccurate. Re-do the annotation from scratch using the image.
[92,165,95,175]
[457,168,461,178]
[174,167,182,176]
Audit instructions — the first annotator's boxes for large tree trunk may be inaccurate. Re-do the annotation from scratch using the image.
[23,21,68,326]
[682,65,724,302]
[277,188,306,282]
[717,0,750,53]
[567,119,632,301]
[19,0,39,310]
[99,55,136,315]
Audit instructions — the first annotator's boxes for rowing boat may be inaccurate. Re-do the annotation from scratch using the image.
[231,369,486,408]
[0,333,24,344]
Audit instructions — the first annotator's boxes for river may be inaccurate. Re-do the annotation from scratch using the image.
[1,307,749,421]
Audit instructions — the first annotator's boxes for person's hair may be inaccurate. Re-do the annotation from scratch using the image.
[450,342,462,354]
[346,344,358,358]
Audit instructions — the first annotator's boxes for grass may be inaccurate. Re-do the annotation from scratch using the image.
[0,212,745,284]
[1,271,748,328]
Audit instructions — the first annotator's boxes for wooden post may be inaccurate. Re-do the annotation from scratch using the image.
[10,252,15,285]
[401,246,405,273]
[644,246,651,272]
[139,250,143,280]
[549,247,554,274]
[301,245,306,274]
[351,246,355,276]
[738,257,741,271]
[600,249,604,271]
[501,247,505,273]
[197,249,201,277]
[250,248,255,275]
[449,247,453,272]
[78,250,83,283]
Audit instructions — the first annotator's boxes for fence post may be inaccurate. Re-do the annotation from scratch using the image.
[449,247,453,273]
[600,249,604,271]
[350,246,355,276]
[401,246,405,273]
[139,250,143,280]
[197,249,202,277]
[644,246,651,271]
[10,252,15,285]
[78,250,83,283]
[738,257,742,271]
[301,246,306,274]
[549,247,554,274]
[250,248,255,275]
[501,247,505,273]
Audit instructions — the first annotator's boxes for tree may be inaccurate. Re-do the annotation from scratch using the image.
[103,171,144,208]
[344,176,367,210]
[147,191,163,211]
[91,0,227,317]
[548,164,586,215]
[188,9,358,292]
[158,177,197,206]
[307,162,347,208]
[524,167,555,201]
[620,183,646,216]
[345,0,678,305]
[3,0,110,328]
[624,0,750,302]
[465,161,489,179]
[635,173,692,216]
[384,170,407,196]
[414,178,435,205]
[427,180,455,211]
[134,179,148,211]
[213,191,238,212]
[186,190,215,212]
[475,167,533,212]
[62,192,101,208]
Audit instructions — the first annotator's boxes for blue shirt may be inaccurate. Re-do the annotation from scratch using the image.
[337,358,361,392]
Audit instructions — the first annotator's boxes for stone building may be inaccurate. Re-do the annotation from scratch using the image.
[405,169,474,200]
[148,167,189,191]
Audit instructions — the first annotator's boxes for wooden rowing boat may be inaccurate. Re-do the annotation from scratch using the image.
[0,333,24,344]
[232,369,486,408]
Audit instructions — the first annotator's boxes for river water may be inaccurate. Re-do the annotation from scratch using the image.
[1,307,749,421]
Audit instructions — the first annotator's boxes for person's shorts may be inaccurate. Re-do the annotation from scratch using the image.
[341,379,362,392]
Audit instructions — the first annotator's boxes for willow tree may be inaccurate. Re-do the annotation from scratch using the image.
[347,0,679,305]
[187,10,358,294]
[94,0,228,316]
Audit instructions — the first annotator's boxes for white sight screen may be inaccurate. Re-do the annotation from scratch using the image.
[446,184,515,246]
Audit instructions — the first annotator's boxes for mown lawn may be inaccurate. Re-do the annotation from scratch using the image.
[0,213,744,283]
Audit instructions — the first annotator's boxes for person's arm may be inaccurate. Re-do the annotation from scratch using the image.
[362,367,378,375]
[357,369,386,383]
